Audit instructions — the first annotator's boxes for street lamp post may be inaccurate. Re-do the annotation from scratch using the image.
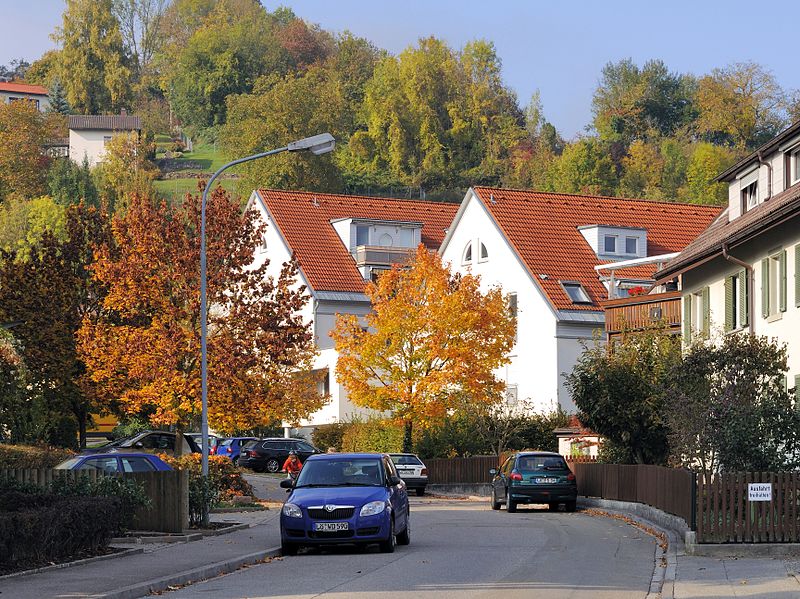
[200,133,335,480]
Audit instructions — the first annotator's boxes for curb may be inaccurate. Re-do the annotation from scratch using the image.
[111,522,249,545]
[0,547,144,581]
[90,546,282,599]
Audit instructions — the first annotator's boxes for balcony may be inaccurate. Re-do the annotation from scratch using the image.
[603,291,681,341]
[353,245,415,267]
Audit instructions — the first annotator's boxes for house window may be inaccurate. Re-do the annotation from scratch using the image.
[561,282,591,304]
[317,370,330,397]
[355,225,369,246]
[462,242,473,265]
[682,287,710,344]
[724,270,749,332]
[625,237,637,255]
[103,135,113,146]
[791,148,800,186]
[369,268,388,283]
[761,250,787,319]
[258,233,267,252]
[505,384,519,406]
[741,180,758,213]
[479,242,488,261]
[603,235,617,253]
[508,292,517,341]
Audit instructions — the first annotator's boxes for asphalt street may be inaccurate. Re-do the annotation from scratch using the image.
[162,499,657,599]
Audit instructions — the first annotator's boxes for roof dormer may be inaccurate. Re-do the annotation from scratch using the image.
[578,225,647,260]
[331,217,423,280]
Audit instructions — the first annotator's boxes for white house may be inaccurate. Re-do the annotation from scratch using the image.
[245,189,458,435]
[0,81,49,111]
[657,120,800,393]
[439,186,721,414]
[68,111,141,167]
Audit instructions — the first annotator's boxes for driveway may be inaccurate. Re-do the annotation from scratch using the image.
[163,499,657,598]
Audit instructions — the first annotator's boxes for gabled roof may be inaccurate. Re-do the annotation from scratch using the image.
[0,81,48,95]
[716,119,800,182]
[253,189,459,293]
[657,181,800,281]
[466,186,722,311]
[68,114,141,131]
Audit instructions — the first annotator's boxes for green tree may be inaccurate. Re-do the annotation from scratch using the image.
[53,0,132,114]
[46,78,72,114]
[0,196,66,261]
[112,0,168,82]
[618,140,665,199]
[47,157,99,207]
[684,142,736,205]
[92,132,159,212]
[565,329,681,464]
[547,138,618,196]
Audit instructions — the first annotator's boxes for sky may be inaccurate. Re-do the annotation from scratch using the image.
[2,0,799,138]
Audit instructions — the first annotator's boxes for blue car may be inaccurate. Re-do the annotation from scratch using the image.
[213,437,258,465]
[54,452,173,473]
[279,453,410,555]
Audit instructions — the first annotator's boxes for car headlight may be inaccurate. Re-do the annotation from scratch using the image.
[282,503,302,518]
[360,501,387,517]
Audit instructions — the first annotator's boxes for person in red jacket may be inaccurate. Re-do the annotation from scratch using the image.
[282,451,303,479]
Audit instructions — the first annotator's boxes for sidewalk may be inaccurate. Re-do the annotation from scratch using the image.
[0,509,282,599]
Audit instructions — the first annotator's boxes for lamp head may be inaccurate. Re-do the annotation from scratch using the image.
[287,133,336,156]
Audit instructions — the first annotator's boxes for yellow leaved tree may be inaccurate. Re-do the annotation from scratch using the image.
[331,245,515,451]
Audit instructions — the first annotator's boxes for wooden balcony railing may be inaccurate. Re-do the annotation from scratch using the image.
[603,291,681,336]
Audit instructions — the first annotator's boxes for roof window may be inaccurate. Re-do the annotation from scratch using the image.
[560,281,592,304]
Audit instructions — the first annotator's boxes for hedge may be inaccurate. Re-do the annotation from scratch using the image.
[0,491,121,570]
[0,444,75,469]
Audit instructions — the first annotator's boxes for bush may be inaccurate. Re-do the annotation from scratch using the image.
[341,417,404,453]
[0,492,120,570]
[312,423,349,452]
[0,443,75,469]
[48,474,150,530]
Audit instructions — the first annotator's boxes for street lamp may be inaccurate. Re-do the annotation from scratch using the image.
[200,133,335,479]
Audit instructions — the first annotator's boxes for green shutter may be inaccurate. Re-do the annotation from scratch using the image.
[683,295,692,345]
[701,287,710,337]
[780,250,787,312]
[795,245,800,307]
[795,375,800,407]
[761,258,770,318]
[724,276,734,332]
[738,269,749,327]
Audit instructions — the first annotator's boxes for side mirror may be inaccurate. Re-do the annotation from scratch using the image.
[489,468,497,475]
[134,442,144,449]
[389,475,403,486]
[279,479,294,489]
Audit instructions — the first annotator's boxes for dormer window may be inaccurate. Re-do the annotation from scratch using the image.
[462,242,473,264]
[741,180,758,213]
[561,281,592,304]
[355,225,370,246]
[625,237,637,254]
[479,242,488,261]
[603,235,617,253]
[790,147,800,186]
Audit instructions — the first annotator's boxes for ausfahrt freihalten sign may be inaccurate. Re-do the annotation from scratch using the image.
[748,483,772,502]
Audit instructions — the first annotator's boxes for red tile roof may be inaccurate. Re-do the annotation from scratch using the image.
[0,81,48,95]
[255,189,459,293]
[472,187,722,311]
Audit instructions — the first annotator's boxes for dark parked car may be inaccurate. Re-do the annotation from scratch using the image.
[214,437,258,465]
[54,452,173,473]
[279,453,410,555]
[239,438,320,473]
[490,451,577,513]
[82,431,200,455]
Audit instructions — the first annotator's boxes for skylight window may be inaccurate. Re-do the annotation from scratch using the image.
[561,281,592,304]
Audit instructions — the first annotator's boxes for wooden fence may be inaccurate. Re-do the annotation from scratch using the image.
[426,456,500,484]
[696,472,800,543]
[569,462,695,527]
[1,468,188,533]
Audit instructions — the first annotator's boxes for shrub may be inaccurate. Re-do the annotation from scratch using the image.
[48,474,150,530]
[0,492,121,570]
[0,443,75,469]
[341,417,404,453]
[312,422,349,452]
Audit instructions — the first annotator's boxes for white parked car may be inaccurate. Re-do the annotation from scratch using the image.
[389,453,428,496]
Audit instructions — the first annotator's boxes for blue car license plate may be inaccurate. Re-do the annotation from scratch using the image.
[534,477,558,484]
[314,522,349,531]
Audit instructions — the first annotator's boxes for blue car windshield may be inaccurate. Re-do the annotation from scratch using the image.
[295,458,384,487]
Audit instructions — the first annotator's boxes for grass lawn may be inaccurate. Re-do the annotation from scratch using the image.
[157,141,227,172]
[154,177,240,204]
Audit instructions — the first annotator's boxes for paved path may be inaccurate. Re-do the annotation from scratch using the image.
[675,554,800,598]
[163,501,657,599]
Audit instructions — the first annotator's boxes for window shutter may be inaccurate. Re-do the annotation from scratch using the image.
[761,258,770,318]
[724,276,734,332]
[795,374,800,407]
[701,287,710,337]
[796,245,800,307]
[682,295,692,345]
[780,250,787,312]
[738,269,749,326]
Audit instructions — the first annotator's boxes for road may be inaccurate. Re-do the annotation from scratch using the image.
[164,498,658,599]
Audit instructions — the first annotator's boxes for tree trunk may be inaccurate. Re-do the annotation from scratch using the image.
[403,420,413,453]
[78,413,87,449]
[174,424,185,456]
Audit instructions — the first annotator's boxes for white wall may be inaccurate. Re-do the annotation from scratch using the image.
[442,189,566,414]
[69,129,122,167]
[0,92,49,112]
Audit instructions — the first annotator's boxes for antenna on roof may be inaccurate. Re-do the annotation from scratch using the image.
[311,196,320,207]
[489,193,496,204]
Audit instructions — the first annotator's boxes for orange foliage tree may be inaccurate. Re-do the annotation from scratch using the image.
[77,188,325,445]
[332,245,515,451]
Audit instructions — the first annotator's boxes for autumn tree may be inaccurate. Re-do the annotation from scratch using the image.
[547,138,618,196]
[112,0,168,82]
[78,189,325,445]
[92,132,159,212]
[684,142,736,205]
[332,245,515,451]
[0,196,66,261]
[52,0,132,114]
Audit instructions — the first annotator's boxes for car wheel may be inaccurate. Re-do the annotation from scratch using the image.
[490,489,501,511]
[266,458,281,473]
[565,500,577,513]
[505,489,516,513]
[281,541,298,556]
[231,456,239,466]
[548,502,559,512]
[416,487,425,497]
[397,513,411,546]
[379,518,396,553]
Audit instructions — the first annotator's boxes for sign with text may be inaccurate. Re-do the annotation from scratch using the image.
[748,483,772,502]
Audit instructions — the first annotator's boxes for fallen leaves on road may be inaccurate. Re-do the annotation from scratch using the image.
[583,508,668,552]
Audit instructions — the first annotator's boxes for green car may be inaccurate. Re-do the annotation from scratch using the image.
[489,451,577,513]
